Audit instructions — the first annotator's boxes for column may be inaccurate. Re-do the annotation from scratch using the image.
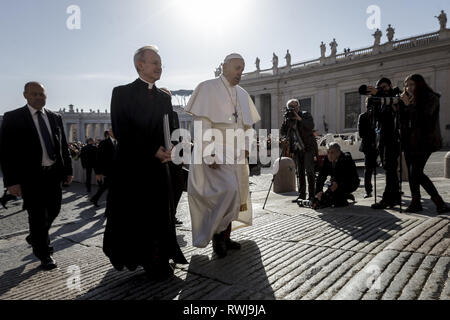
[270,93,280,130]
[79,122,86,143]
[254,95,262,131]
[65,123,71,142]
[88,123,94,140]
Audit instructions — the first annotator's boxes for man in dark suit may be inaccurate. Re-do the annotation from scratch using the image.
[0,82,73,270]
[358,103,378,199]
[313,143,360,209]
[80,138,98,193]
[103,46,187,281]
[90,129,116,209]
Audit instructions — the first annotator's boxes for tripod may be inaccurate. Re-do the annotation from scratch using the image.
[263,121,304,210]
[394,106,403,213]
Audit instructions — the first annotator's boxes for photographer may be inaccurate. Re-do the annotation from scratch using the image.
[280,99,316,202]
[364,78,402,210]
[358,99,378,199]
[400,74,450,214]
[312,143,360,209]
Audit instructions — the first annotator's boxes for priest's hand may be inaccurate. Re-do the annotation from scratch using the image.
[155,146,172,163]
[209,162,220,170]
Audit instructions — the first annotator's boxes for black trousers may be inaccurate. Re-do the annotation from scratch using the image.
[21,167,62,260]
[381,143,401,202]
[294,150,316,199]
[85,167,94,192]
[363,150,378,194]
[91,176,110,204]
[404,152,439,199]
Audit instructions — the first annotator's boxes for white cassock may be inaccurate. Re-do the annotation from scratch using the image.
[186,75,261,248]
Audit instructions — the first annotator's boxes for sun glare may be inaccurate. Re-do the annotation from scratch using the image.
[174,0,246,33]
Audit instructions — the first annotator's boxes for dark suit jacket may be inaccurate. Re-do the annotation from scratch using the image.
[358,111,376,153]
[80,144,98,169]
[316,152,360,194]
[0,106,72,188]
[95,138,115,177]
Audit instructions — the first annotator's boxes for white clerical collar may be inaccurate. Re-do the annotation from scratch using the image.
[110,137,116,143]
[27,104,46,116]
[139,77,154,89]
[220,75,235,88]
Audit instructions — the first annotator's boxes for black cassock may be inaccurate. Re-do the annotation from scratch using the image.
[103,78,187,271]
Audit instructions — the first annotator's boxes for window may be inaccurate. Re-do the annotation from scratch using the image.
[344,92,361,129]
[260,94,272,130]
[298,98,312,114]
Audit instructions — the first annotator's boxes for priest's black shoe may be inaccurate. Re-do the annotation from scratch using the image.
[212,234,227,258]
[364,193,372,199]
[41,256,57,270]
[225,239,241,250]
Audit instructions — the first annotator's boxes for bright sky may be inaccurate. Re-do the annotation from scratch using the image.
[0,0,448,114]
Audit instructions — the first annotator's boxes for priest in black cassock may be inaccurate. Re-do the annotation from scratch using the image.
[103,45,187,281]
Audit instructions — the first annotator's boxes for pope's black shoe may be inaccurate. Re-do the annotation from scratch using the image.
[41,256,57,270]
[145,262,174,281]
[212,234,227,258]
[225,239,241,250]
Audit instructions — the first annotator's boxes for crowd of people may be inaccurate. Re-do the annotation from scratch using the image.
[283,76,450,214]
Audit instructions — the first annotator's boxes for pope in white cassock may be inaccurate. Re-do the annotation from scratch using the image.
[186,53,261,258]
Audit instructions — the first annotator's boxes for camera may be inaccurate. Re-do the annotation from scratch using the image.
[284,105,298,121]
[359,85,402,108]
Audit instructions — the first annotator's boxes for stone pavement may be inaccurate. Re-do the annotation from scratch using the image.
[0,151,449,300]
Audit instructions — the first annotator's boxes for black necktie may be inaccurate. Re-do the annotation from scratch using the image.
[36,110,56,161]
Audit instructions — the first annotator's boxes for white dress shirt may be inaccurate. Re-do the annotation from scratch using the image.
[139,77,154,90]
[27,104,56,166]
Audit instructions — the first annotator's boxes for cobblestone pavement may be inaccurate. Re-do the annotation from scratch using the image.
[0,151,449,300]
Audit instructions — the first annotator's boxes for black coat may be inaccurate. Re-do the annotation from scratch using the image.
[281,111,316,152]
[316,152,360,194]
[0,106,72,187]
[103,79,187,268]
[94,138,115,176]
[80,144,98,169]
[401,92,442,154]
[358,111,377,153]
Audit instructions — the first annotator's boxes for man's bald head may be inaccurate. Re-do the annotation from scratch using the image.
[222,57,245,87]
[23,82,46,110]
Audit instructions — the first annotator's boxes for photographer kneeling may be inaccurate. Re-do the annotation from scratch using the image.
[312,143,360,209]
[400,74,450,214]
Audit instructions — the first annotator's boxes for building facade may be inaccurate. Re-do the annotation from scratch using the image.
[59,104,112,143]
[240,16,450,146]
